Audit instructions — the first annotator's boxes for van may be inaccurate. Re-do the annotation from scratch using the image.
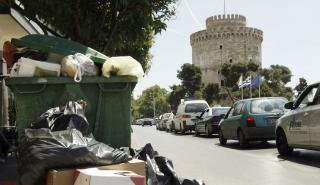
[173,100,209,134]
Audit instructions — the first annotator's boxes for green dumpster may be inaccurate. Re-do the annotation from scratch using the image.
[5,76,137,148]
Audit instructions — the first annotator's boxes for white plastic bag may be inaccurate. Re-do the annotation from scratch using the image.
[61,53,99,82]
[102,56,144,78]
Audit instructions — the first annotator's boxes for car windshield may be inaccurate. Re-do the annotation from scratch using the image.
[212,108,230,116]
[250,98,287,114]
[185,103,208,113]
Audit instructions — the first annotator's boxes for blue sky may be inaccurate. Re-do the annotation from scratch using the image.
[133,0,320,97]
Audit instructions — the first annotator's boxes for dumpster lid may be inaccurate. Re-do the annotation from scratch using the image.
[11,34,108,64]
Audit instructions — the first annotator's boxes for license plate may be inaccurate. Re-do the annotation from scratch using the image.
[266,118,278,125]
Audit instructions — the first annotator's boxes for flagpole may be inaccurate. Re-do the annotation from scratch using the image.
[241,87,243,100]
[250,73,252,98]
[258,75,261,97]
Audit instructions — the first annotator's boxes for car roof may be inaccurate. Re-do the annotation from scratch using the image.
[234,97,287,103]
[183,100,208,104]
[210,107,230,109]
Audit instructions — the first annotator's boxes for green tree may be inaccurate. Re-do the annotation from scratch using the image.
[261,64,293,100]
[167,85,186,113]
[294,77,308,95]
[221,61,259,87]
[262,65,292,86]
[177,63,202,97]
[7,0,177,71]
[136,85,170,118]
[202,83,220,105]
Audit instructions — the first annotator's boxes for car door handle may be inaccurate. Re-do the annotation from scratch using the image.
[304,112,309,117]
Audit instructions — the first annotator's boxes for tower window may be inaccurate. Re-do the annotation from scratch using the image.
[229,59,233,63]
[219,45,223,49]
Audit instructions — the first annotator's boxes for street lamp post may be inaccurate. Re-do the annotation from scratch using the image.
[150,92,156,119]
[152,92,156,119]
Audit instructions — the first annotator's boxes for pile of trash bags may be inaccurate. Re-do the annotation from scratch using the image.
[18,101,131,185]
[18,101,204,185]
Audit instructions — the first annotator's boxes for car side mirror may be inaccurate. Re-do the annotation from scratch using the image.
[220,114,226,119]
[284,101,294,109]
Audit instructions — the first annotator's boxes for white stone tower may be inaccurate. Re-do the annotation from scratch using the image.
[190,14,263,85]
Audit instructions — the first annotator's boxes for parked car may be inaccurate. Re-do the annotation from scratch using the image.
[158,113,174,131]
[218,97,287,148]
[174,100,209,134]
[142,118,153,126]
[165,113,175,132]
[156,115,163,130]
[194,107,230,137]
[276,82,320,156]
[135,119,144,126]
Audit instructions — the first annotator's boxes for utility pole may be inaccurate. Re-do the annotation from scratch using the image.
[152,92,156,119]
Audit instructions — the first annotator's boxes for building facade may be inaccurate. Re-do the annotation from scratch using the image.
[190,14,263,85]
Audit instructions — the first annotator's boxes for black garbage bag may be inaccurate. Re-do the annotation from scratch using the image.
[18,128,131,185]
[135,144,205,185]
[30,101,91,137]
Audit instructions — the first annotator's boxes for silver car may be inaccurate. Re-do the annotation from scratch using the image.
[276,82,320,156]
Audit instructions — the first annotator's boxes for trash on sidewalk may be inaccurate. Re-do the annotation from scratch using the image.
[74,169,145,185]
[18,101,132,185]
[46,159,146,185]
[30,101,92,137]
[134,143,205,185]
[18,128,131,185]
[102,56,144,78]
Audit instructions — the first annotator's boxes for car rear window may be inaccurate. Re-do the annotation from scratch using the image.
[185,103,208,113]
[212,108,230,116]
[163,113,171,119]
[250,98,287,114]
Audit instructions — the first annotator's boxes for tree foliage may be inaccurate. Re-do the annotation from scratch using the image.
[202,83,220,105]
[167,85,186,113]
[10,0,177,72]
[135,85,170,119]
[221,61,259,87]
[177,63,202,97]
[294,77,308,95]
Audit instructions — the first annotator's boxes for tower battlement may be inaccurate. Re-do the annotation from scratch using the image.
[190,27,263,46]
[206,14,246,28]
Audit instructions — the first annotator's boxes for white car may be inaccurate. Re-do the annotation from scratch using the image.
[173,99,209,134]
[276,82,320,156]
[164,113,175,132]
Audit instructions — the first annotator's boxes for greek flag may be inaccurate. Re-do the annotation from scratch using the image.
[239,76,251,88]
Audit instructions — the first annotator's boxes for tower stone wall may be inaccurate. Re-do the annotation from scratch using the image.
[190,14,263,85]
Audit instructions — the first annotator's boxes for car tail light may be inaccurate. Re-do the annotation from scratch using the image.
[246,117,256,127]
[181,114,190,119]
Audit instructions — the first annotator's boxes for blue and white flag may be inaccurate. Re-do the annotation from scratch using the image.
[239,76,251,88]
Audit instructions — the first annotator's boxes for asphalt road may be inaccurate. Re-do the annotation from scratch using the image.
[132,125,320,185]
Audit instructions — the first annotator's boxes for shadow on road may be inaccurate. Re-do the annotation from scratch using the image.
[193,134,219,139]
[215,140,276,150]
[277,150,320,168]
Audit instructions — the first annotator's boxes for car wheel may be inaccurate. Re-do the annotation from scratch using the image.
[238,129,248,148]
[276,129,293,156]
[205,125,211,137]
[219,129,227,145]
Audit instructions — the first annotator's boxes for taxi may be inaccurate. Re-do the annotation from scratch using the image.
[276,82,320,156]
